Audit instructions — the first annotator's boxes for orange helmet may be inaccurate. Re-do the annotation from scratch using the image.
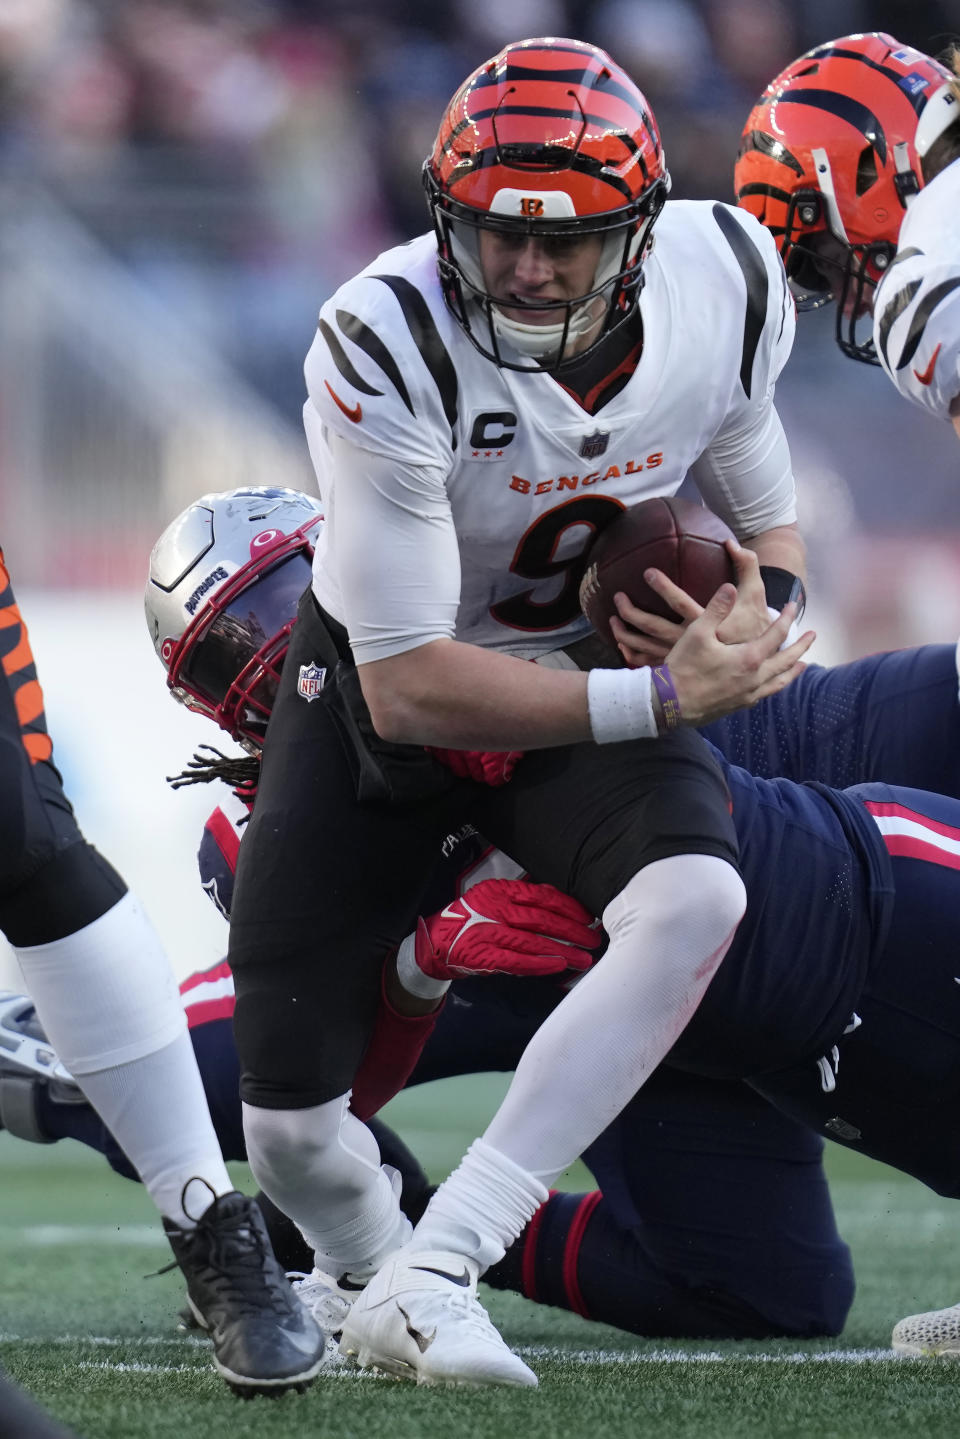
[735,33,955,362]
[423,37,670,372]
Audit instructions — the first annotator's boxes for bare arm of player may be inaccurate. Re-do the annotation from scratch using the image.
[741,520,806,582]
[358,590,812,746]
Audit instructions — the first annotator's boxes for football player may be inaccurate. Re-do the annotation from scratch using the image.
[0,546,325,1394]
[232,36,813,1389]
[733,32,960,428]
[14,484,960,1364]
[4,485,849,1347]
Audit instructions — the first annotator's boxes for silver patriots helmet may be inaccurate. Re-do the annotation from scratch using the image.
[145,486,323,751]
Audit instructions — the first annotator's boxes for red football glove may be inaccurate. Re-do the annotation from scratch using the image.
[415,877,602,980]
[425,746,524,786]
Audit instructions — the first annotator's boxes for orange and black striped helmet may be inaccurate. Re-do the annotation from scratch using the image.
[735,33,954,363]
[423,37,670,371]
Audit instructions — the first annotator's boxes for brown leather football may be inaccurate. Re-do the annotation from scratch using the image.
[579,496,737,644]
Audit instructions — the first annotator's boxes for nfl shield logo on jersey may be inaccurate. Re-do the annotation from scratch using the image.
[297,662,326,702]
[580,430,610,460]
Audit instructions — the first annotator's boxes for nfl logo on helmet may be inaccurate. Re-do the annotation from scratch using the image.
[297,663,326,702]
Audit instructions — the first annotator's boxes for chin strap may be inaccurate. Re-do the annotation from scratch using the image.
[489,299,597,362]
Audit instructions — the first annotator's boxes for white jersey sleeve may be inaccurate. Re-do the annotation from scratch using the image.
[686,205,798,538]
[873,159,960,422]
[303,235,465,662]
[304,234,457,470]
[313,430,461,663]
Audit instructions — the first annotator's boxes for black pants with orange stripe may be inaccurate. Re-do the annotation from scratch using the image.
[0,550,125,946]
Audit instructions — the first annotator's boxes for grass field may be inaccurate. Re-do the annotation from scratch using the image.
[3,1073,960,1438]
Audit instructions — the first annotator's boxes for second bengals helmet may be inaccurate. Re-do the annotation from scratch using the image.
[735,33,957,362]
[423,37,670,372]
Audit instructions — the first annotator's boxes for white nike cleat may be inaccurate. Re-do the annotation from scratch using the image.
[892,1302,960,1357]
[289,1269,355,1338]
[288,1268,356,1370]
[338,1248,537,1388]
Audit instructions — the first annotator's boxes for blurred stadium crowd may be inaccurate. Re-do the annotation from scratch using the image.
[1,0,959,648]
[2,0,957,414]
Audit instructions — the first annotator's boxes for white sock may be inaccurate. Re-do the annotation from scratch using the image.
[74,1033,233,1224]
[407,1137,547,1271]
[15,891,231,1224]
[483,855,745,1184]
[243,1097,411,1277]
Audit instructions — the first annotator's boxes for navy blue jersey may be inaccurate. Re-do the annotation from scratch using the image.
[702,645,960,796]
[668,757,894,1079]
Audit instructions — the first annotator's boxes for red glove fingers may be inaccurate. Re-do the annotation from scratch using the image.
[425,747,524,786]
[415,877,602,981]
[466,878,601,949]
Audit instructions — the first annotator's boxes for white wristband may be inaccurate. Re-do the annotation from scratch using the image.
[395,930,451,1000]
[587,666,659,744]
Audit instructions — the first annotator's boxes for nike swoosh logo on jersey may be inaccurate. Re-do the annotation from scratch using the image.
[398,1303,436,1353]
[324,380,362,422]
[913,343,942,386]
[411,1264,472,1287]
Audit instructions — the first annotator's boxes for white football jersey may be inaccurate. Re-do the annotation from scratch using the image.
[304,201,796,661]
[873,156,960,421]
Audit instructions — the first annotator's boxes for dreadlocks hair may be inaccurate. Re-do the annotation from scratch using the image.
[167,744,260,796]
[922,44,960,183]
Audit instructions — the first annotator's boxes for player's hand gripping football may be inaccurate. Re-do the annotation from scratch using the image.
[415,878,602,980]
[611,543,775,668]
[653,581,813,726]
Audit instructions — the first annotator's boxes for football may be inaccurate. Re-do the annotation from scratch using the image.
[579,495,737,645]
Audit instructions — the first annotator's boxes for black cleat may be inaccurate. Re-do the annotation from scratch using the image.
[163,1187,326,1396]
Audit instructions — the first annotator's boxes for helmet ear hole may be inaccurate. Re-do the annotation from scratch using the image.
[787,244,830,294]
[855,144,879,195]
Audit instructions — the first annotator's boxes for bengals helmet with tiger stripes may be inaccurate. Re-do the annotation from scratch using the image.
[423,37,670,372]
[735,33,956,363]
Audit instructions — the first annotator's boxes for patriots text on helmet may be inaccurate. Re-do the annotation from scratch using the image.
[184,566,229,616]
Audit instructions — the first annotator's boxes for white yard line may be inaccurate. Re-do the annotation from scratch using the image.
[0,1335,208,1349]
[0,1334,919,1367]
[518,1345,913,1364]
[10,1225,166,1246]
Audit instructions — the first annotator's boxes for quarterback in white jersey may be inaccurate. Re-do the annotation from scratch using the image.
[305,202,797,662]
[229,37,814,1393]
